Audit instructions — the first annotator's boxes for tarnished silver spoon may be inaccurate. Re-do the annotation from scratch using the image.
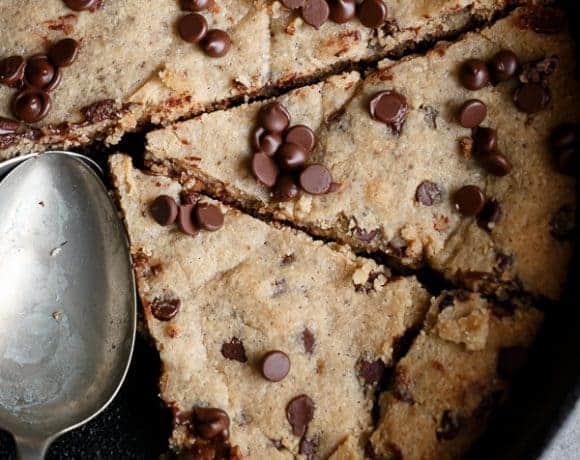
[0,152,136,459]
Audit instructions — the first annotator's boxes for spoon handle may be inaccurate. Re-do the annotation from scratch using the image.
[14,437,50,460]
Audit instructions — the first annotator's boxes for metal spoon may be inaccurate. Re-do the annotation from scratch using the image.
[0,151,136,459]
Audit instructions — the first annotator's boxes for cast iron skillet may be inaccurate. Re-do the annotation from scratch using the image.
[0,2,578,458]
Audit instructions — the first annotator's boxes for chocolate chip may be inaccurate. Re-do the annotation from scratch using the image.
[261,350,291,382]
[302,328,315,354]
[194,203,224,231]
[473,127,498,154]
[301,0,330,29]
[286,395,315,437]
[369,90,408,133]
[178,13,208,43]
[550,123,579,175]
[415,181,442,206]
[277,143,309,171]
[150,195,179,226]
[453,185,486,217]
[458,99,487,128]
[202,29,232,58]
[252,152,279,187]
[11,89,51,123]
[192,407,230,440]
[177,204,199,236]
[551,123,578,151]
[281,0,305,8]
[358,359,386,385]
[252,126,282,156]
[329,0,356,23]
[25,55,57,90]
[497,346,527,379]
[63,0,98,10]
[276,175,300,201]
[513,83,550,114]
[460,59,490,90]
[358,0,387,28]
[285,125,316,152]
[299,164,332,195]
[221,337,248,362]
[489,50,518,82]
[259,102,291,133]
[479,151,513,177]
[48,38,80,67]
[477,199,502,232]
[436,411,462,441]
[550,204,576,241]
[181,0,215,11]
[299,437,318,457]
[150,296,181,321]
[0,117,21,135]
[0,56,25,87]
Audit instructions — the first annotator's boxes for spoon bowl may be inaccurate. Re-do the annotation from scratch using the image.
[0,152,136,458]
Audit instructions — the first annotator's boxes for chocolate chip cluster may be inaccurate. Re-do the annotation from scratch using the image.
[250,101,338,200]
[280,0,387,30]
[177,0,232,58]
[149,193,224,236]
[0,39,80,123]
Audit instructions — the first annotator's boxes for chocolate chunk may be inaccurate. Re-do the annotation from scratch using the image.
[460,59,490,90]
[497,346,528,379]
[252,152,279,187]
[286,395,315,437]
[302,0,330,29]
[25,55,57,90]
[453,185,486,217]
[177,204,199,236]
[436,411,462,441]
[369,90,408,134]
[299,437,318,457]
[48,38,80,67]
[202,29,232,58]
[285,125,316,152]
[259,102,291,133]
[261,350,291,382]
[252,126,282,156]
[358,359,386,385]
[550,204,576,241]
[181,0,215,11]
[0,117,21,135]
[281,0,305,8]
[194,203,224,231]
[415,180,442,206]
[150,195,179,226]
[11,89,51,123]
[458,99,487,128]
[473,127,498,154]
[479,151,513,177]
[299,164,332,195]
[221,337,248,362]
[0,56,25,87]
[277,142,309,171]
[521,6,566,34]
[178,13,208,43]
[63,0,99,10]
[477,199,502,232]
[151,296,181,321]
[489,50,519,82]
[276,175,300,201]
[513,83,550,114]
[358,0,387,28]
[192,407,230,440]
[329,0,356,24]
[302,328,315,354]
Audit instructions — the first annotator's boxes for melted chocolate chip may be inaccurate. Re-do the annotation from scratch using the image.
[358,0,387,28]
[202,29,232,58]
[436,411,462,441]
[460,59,490,90]
[259,102,291,133]
[329,0,356,24]
[221,337,248,362]
[477,199,502,232]
[358,359,386,385]
[11,89,51,123]
[473,127,498,154]
[286,395,315,437]
[0,56,25,87]
[150,195,179,226]
[192,407,231,440]
[301,0,330,29]
[276,175,300,201]
[252,152,279,187]
[489,50,519,82]
[550,204,576,241]
[479,151,513,177]
[150,296,181,321]
[261,350,291,382]
[369,90,408,133]
[415,181,442,206]
[178,13,208,43]
[177,204,199,236]
[48,38,80,67]
[302,328,315,354]
[81,99,117,123]
[453,185,486,217]
[277,142,309,171]
[458,99,487,128]
[252,126,282,156]
[194,203,224,231]
[181,0,215,11]
[299,164,332,195]
[285,125,316,152]
[513,83,551,114]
